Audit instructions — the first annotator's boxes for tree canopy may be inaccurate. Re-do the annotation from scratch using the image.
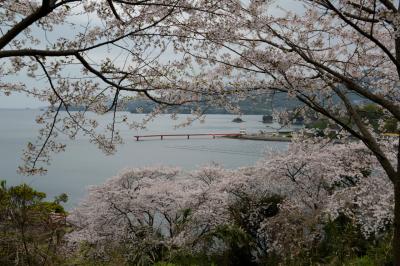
[1,0,399,263]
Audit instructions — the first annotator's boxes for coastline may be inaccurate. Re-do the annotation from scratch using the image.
[224,134,292,142]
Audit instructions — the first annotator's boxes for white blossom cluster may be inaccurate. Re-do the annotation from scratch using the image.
[67,140,394,259]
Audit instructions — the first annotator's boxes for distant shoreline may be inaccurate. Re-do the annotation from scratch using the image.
[224,134,292,142]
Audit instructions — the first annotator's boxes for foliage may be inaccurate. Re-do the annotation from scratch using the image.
[314,215,370,264]
[0,141,391,265]
[279,217,393,266]
[306,103,399,136]
[66,139,394,265]
[346,231,393,266]
[0,180,68,265]
[1,0,399,264]
[356,104,398,133]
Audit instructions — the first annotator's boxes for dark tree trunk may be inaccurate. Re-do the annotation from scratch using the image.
[395,181,400,266]
[395,133,400,266]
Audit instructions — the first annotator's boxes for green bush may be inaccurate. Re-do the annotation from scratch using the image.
[66,194,393,266]
[281,215,393,266]
[0,180,68,266]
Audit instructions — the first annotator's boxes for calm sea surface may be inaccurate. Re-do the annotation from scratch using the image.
[0,110,289,208]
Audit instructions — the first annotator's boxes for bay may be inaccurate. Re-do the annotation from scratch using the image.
[0,110,289,208]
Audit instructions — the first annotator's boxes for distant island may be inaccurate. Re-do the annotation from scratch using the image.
[50,91,364,117]
[53,93,301,115]
[126,93,300,115]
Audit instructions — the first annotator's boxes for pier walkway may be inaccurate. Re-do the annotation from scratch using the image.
[134,133,242,141]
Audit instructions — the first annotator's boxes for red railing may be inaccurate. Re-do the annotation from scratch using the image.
[134,133,242,141]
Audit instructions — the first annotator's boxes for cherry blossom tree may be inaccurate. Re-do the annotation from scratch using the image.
[68,140,393,263]
[168,0,400,262]
[254,140,393,258]
[2,0,400,262]
[66,166,231,263]
[0,0,233,175]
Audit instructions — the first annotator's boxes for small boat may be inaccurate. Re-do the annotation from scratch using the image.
[232,117,244,123]
[262,115,273,123]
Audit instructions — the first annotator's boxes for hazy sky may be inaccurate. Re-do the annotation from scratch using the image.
[0,0,303,109]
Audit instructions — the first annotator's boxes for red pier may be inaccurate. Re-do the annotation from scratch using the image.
[134,133,242,141]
